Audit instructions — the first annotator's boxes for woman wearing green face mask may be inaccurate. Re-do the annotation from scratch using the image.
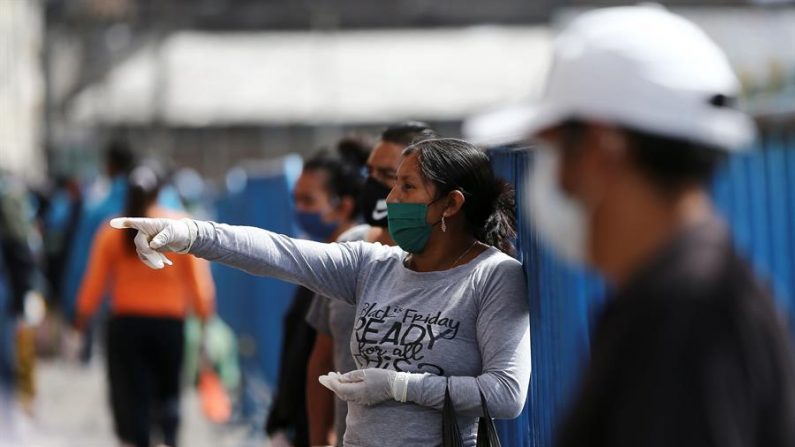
[110,138,530,447]
[385,140,516,268]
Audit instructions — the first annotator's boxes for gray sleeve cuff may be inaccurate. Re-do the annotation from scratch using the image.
[179,218,198,254]
[189,220,216,256]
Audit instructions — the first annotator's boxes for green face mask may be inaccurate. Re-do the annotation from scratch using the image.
[387,202,436,253]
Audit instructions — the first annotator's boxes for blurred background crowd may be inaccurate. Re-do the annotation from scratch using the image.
[1,0,795,446]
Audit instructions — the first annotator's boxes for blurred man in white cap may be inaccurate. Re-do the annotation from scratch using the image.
[519,5,795,447]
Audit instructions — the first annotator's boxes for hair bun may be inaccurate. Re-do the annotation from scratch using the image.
[482,179,517,256]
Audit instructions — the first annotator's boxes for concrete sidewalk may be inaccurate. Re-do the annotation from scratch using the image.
[1,358,256,447]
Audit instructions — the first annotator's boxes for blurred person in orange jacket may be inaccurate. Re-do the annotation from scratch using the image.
[75,165,215,447]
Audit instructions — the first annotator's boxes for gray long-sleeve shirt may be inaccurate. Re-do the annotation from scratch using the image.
[190,221,531,447]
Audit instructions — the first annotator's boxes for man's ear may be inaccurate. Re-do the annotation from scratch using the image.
[593,123,628,159]
[574,121,627,163]
[443,190,466,219]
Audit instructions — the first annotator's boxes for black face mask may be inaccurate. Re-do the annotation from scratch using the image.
[358,176,392,227]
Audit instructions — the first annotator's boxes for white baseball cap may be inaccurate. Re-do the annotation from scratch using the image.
[513,5,756,150]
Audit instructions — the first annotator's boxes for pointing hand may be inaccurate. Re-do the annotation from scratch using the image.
[109,217,196,269]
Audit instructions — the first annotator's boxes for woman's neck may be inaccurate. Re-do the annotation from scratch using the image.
[408,230,480,272]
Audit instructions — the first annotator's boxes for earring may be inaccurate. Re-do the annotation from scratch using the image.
[441,215,447,233]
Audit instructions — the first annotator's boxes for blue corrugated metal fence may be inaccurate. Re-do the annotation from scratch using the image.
[489,132,795,446]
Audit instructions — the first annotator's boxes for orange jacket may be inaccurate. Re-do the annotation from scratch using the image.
[76,209,215,323]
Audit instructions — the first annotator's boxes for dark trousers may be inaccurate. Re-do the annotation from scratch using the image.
[107,316,185,447]
[265,286,317,447]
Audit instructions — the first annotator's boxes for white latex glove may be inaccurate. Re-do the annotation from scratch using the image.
[318,369,427,406]
[109,217,196,269]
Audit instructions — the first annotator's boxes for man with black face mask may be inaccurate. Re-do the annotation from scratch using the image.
[305,122,437,446]
[358,122,439,244]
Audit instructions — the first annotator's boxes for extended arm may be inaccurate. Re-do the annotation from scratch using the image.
[110,217,367,304]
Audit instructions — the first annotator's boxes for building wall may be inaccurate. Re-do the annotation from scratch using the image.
[51,121,461,185]
[0,0,45,183]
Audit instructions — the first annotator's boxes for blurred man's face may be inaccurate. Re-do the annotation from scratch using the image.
[530,121,637,267]
[366,140,403,188]
[537,122,631,212]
